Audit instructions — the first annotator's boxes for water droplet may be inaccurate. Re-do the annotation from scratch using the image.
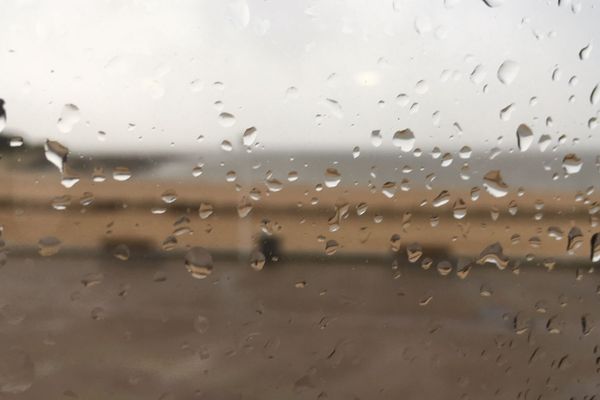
[483,170,509,198]
[81,272,103,287]
[324,168,341,188]
[579,43,592,60]
[265,178,283,192]
[453,198,467,219]
[432,190,450,207]
[392,129,415,152]
[591,84,599,105]
[0,99,5,133]
[9,137,23,147]
[218,112,236,127]
[323,98,343,119]
[371,130,382,147]
[382,182,397,198]
[437,261,453,276]
[567,227,583,254]
[516,124,533,151]
[193,315,210,334]
[44,140,68,173]
[325,240,339,256]
[161,189,178,204]
[477,242,509,269]
[470,64,486,84]
[38,236,61,256]
[499,103,515,121]
[228,0,250,29]
[112,244,130,261]
[407,243,423,263]
[562,153,582,174]
[198,202,214,219]
[220,140,233,152]
[459,146,472,159]
[242,127,257,146]
[112,167,132,182]
[352,146,360,159]
[591,233,600,262]
[249,250,266,271]
[0,348,34,394]
[237,197,252,218]
[57,104,80,133]
[497,60,520,85]
[390,234,401,252]
[483,0,504,7]
[185,247,213,279]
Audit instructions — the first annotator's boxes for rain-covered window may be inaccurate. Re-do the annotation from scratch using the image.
[0,0,599,398]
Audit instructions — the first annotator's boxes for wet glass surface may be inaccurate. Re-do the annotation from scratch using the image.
[0,0,600,398]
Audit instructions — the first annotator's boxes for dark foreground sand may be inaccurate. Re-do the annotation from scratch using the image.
[0,254,598,400]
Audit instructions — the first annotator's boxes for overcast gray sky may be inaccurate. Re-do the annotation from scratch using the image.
[0,0,599,155]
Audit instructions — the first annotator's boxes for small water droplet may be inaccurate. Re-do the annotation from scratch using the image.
[249,250,266,271]
[483,0,504,7]
[193,315,210,334]
[161,189,178,204]
[325,240,339,256]
[591,84,599,105]
[579,43,592,60]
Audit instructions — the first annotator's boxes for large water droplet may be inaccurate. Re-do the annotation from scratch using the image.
[57,104,81,133]
[185,247,213,279]
[324,168,341,188]
[432,190,450,207]
[112,167,132,182]
[242,127,257,146]
[392,129,415,152]
[516,124,533,151]
[44,140,68,173]
[497,60,520,85]
[477,242,509,269]
[483,170,509,198]
[562,153,582,174]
